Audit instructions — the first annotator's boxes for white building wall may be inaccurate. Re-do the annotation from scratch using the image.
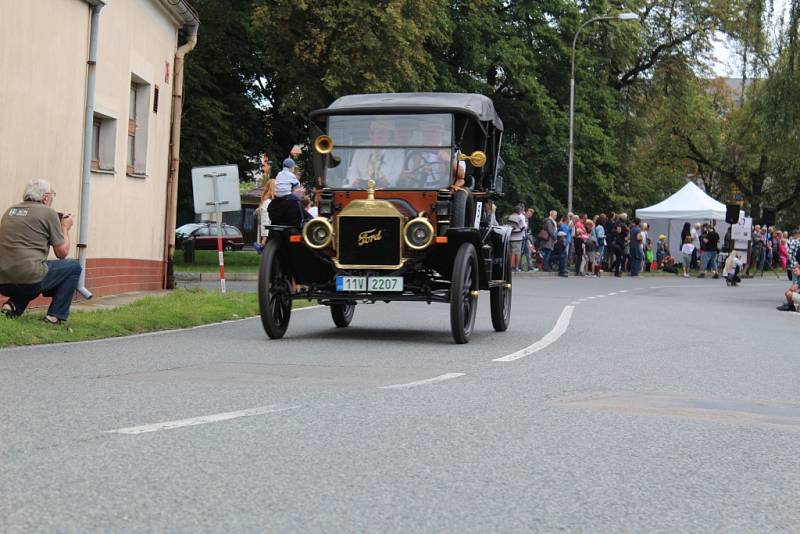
[0,0,89,227]
[0,0,182,262]
[89,0,179,260]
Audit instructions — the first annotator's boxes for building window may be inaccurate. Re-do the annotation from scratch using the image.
[127,77,151,176]
[92,119,101,170]
[92,112,117,172]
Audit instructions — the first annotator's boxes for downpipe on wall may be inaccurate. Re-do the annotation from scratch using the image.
[76,1,105,300]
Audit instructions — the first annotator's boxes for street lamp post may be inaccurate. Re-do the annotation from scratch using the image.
[568,12,639,214]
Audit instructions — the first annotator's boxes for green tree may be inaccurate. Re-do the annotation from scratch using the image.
[251,0,451,168]
[178,0,267,224]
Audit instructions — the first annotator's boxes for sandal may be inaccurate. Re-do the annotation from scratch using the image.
[1,301,17,318]
[42,315,62,325]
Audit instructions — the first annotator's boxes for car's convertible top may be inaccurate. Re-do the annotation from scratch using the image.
[311,92,503,131]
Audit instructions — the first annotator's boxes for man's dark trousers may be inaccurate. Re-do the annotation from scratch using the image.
[611,244,623,275]
[630,251,642,276]
[0,259,81,320]
[541,248,552,271]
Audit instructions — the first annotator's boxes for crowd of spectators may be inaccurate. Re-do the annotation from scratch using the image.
[502,207,800,286]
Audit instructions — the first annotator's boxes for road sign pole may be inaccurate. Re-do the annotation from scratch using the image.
[208,172,227,294]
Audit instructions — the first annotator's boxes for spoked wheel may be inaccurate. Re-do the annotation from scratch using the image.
[330,302,356,327]
[257,240,292,339]
[490,244,512,331]
[450,243,479,344]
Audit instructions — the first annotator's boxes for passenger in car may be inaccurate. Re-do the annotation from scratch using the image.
[268,158,307,228]
[347,120,405,188]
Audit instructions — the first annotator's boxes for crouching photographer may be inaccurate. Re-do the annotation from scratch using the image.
[0,179,81,324]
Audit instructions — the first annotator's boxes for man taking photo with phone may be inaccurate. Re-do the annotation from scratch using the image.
[0,179,82,324]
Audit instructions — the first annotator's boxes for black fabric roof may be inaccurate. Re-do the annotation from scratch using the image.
[316,92,503,130]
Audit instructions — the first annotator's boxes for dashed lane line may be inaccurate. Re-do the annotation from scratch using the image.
[105,404,300,435]
[378,373,465,390]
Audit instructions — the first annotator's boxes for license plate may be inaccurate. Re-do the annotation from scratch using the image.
[336,276,403,292]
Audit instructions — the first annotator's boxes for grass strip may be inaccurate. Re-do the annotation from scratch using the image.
[0,288,313,349]
[175,250,259,273]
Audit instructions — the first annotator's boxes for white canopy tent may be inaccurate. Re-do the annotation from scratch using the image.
[636,182,730,260]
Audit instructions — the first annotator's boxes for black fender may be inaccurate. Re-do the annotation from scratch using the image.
[486,224,511,281]
[264,226,334,284]
[426,227,482,284]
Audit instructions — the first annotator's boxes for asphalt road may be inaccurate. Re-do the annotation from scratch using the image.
[2,275,799,532]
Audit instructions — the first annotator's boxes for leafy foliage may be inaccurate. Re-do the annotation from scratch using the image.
[177,0,798,224]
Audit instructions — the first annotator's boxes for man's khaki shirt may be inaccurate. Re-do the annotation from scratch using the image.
[0,201,64,285]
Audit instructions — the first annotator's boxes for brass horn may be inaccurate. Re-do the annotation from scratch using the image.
[314,135,334,154]
[458,150,487,168]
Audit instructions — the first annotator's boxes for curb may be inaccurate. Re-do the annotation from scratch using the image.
[175,272,258,282]
[512,270,688,278]
[178,271,684,281]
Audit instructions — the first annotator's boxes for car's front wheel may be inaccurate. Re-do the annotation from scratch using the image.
[258,239,292,339]
[330,302,355,327]
[450,243,479,344]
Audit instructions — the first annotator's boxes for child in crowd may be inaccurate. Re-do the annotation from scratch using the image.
[681,235,695,278]
[778,233,788,270]
[553,231,568,277]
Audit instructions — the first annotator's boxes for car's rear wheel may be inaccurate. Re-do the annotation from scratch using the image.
[330,302,355,327]
[450,243,478,344]
[258,239,292,339]
[490,244,512,331]
[224,242,234,252]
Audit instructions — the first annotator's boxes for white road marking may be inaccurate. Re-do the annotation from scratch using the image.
[586,296,596,299]
[607,292,617,296]
[494,305,575,362]
[619,290,629,293]
[378,373,465,390]
[571,301,580,305]
[105,404,299,435]
[595,294,606,298]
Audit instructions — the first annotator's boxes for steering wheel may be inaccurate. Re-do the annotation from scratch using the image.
[403,150,449,187]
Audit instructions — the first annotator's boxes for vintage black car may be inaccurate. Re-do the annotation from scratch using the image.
[258,93,511,343]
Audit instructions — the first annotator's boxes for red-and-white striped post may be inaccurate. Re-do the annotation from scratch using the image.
[216,226,226,294]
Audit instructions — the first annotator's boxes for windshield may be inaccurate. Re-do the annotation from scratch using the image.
[322,114,454,189]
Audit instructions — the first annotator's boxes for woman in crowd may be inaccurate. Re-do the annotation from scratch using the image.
[778,231,788,270]
[640,222,650,272]
[257,178,276,248]
[681,235,695,278]
[585,220,596,277]
[593,214,607,274]
[573,224,587,276]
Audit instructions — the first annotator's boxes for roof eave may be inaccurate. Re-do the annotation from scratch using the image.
[155,0,200,28]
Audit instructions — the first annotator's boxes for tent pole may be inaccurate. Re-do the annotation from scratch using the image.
[668,219,672,261]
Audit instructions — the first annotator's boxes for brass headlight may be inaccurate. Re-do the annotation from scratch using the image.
[303,217,334,249]
[403,217,434,250]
